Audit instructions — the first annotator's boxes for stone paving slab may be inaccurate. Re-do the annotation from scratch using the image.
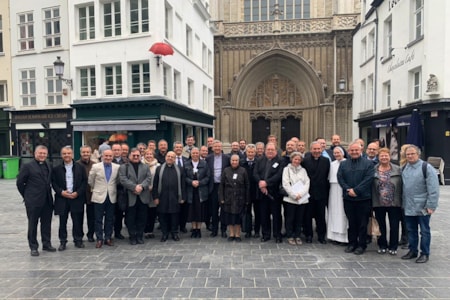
[1,179,450,299]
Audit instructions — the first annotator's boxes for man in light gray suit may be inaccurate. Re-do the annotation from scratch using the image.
[119,148,152,245]
[88,149,120,248]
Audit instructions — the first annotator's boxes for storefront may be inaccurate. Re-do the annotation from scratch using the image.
[0,109,10,155]
[356,101,450,183]
[9,109,73,165]
[71,97,214,158]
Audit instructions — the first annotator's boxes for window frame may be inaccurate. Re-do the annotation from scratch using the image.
[20,69,36,106]
[0,82,7,103]
[104,64,123,96]
[45,67,63,105]
[18,12,35,51]
[0,15,4,53]
[103,0,121,38]
[78,5,95,41]
[413,0,424,41]
[130,62,150,94]
[43,7,61,48]
[79,66,96,97]
[384,17,392,58]
[412,69,421,101]
[130,0,149,34]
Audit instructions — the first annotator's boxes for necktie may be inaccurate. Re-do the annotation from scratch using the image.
[177,157,182,167]
[104,164,112,182]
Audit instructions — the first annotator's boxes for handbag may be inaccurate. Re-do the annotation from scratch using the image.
[367,211,381,236]
[117,164,129,211]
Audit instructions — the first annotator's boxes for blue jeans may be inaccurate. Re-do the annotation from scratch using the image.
[94,196,115,241]
[405,215,431,256]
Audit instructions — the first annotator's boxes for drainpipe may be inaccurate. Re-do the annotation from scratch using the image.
[373,9,379,112]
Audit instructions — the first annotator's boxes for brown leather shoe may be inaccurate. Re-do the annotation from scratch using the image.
[95,240,103,248]
[105,239,114,246]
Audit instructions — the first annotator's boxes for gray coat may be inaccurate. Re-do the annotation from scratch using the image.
[119,162,152,207]
[372,163,402,208]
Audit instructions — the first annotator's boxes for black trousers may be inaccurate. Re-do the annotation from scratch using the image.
[114,203,126,236]
[344,199,371,249]
[179,202,188,230]
[26,201,53,250]
[284,202,306,239]
[145,207,157,233]
[126,198,148,239]
[86,203,95,239]
[243,196,261,235]
[259,195,282,239]
[58,206,84,243]
[159,212,179,236]
[304,197,327,239]
[209,183,226,234]
[374,206,402,250]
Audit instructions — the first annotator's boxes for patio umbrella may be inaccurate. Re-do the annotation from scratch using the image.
[406,109,424,148]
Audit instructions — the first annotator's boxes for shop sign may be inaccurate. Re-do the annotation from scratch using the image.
[12,112,70,123]
[387,49,415,73]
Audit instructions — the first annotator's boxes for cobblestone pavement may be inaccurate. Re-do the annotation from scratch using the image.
[0,179,449,299]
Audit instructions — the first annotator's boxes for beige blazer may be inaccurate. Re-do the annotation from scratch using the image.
[88,162,120,204]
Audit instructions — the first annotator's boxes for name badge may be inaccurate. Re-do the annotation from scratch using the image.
[272,162,279,168]
[233,173,238,180]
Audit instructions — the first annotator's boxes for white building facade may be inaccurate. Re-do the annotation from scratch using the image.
[7,0,214,161]
[353,0,450,181]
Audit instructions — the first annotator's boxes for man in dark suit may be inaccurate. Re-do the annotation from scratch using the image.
[205,140,230,237]
[17,145,56,256]
[174,141,189,233]
[253,142,284,243]
[301,141,330,244]
[76,145,96,242]
[112,143,127,240]
[52,146,87,251]
[240,144,260,238]
[119,148,152,245]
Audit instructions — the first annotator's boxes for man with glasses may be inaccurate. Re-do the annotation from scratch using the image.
[119,148,152,245]
[77,145,96,243]
[401,145,439,263]
[52,146,87,251]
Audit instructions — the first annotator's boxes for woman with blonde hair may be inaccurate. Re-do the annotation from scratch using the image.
[142,149,160,239]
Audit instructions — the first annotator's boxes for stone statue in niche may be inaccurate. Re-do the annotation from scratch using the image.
[426,74,438,93]
[249,74,303,108]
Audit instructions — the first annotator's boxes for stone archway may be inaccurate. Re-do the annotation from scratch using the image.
[224,48,325,144]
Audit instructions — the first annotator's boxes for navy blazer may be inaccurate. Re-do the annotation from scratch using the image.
[52,161,87,214]
[17,159,53,208]
[205,153,230,193]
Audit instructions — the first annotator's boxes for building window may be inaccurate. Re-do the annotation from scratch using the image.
[130,0,149,34]
[360,79,366,111]
[80,67,96,97]
[361,37,367,63]
[20,69,36,106]
[173,70,180,100]
[368,74,373,110]
[383,81,391,108]
[163,65,171,97]
[165,2,173,39]
[0,83,6,103]
[202,44,207,70]
[0,15,4,53]
[105,65,122,96]
[45,67,63,105]
[104,1,121,37]
[203,85,208,111]
[412,69,421,100]
[208,88,213,111]
[413,0,423,40]
[244,0,310,21]
[43,7,60,48]
[384,17,392,57]
[18,12,34,51]
[131,62,150,94]
[79,5,95,40]
[187,79,194,105]
[208,50,212,74]
[368,30,375,59]
[186,26,192,57]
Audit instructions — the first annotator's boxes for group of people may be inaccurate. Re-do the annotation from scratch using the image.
[16,134,439,264]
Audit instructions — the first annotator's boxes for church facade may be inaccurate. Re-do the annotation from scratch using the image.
[210,0,359,148]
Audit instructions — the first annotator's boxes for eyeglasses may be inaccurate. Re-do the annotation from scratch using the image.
[131,155,140,157]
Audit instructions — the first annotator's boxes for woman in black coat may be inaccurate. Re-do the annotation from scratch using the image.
[185,148,210,238]
[219,154,250,242]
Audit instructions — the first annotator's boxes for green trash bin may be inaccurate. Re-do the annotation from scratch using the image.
[0,156,20,179]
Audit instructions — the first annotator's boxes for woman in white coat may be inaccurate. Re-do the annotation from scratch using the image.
[327,146,348,244]
[282,152,310,245]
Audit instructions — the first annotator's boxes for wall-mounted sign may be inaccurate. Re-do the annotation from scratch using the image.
[387,49,415,73]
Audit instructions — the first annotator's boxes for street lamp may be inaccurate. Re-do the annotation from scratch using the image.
[53,56,73,90]
[338,79,346,92]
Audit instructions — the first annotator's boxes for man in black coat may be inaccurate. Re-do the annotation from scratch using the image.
[301,141,330,244]
[174,141,189,233]
[52,146,87,250]
[205,140,230,238]
[16,145,56,256]
[240,144,260,238]
[253,142,284,243]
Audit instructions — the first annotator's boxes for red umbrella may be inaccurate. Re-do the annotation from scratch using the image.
[149,42,174,56]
